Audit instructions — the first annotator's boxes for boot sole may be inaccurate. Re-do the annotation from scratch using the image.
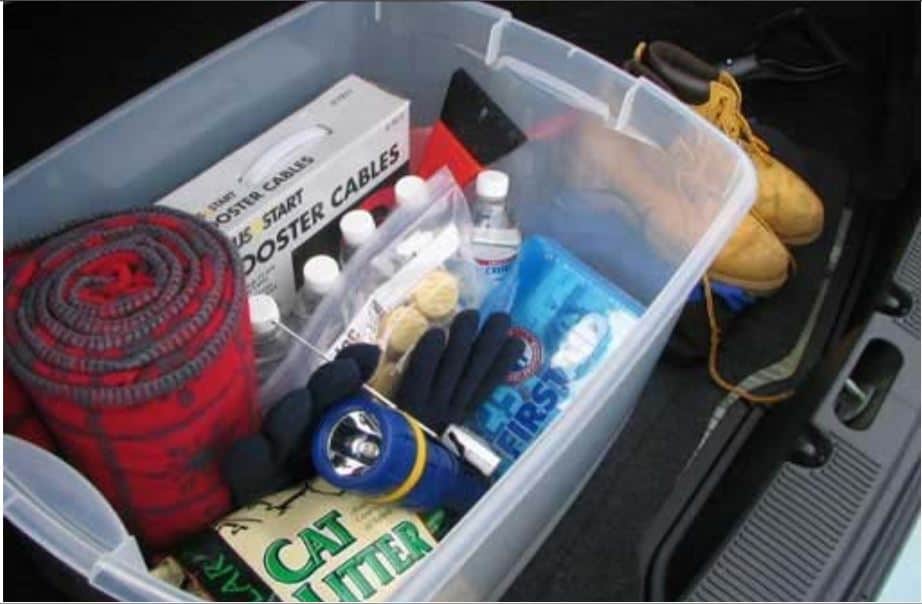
[706,269,788,296]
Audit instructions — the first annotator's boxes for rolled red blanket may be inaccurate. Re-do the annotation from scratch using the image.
[4,248,58,451]
[3,207,260,550]
[4,367,57,451]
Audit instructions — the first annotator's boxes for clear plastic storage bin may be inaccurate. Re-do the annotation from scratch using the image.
[3,2,756,601]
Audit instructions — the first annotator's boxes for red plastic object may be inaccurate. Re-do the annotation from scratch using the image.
[416,121,484,186]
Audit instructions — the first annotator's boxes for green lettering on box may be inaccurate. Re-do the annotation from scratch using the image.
[303,526,348,564]
[393,521,433,562]
[314,510,356,550]
[264,537,317,584]
[374,534,413,574]
[323,569,359,602]
[334,555,377,600]
[264,524,345,585]
[355,546,394,586]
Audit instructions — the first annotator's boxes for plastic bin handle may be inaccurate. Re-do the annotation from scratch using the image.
[3,435,147,577]
[239,125,330,187]
[493,56,610,120]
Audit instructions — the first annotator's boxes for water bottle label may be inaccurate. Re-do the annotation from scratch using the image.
[475,253,517,283]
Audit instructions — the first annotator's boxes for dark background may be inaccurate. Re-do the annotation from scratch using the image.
[4,1,919,601]
[6,1,919,177]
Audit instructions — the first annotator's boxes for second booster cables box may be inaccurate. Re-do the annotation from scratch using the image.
[158,74,409,313]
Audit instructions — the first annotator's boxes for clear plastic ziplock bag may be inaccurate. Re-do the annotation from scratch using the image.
[261,168,488,409]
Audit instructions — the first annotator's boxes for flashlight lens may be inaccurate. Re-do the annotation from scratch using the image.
[327,410,383,476]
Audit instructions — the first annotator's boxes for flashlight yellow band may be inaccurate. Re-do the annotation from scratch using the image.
[370,413,428,504]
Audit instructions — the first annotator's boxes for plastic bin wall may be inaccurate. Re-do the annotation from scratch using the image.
[3,2,756,601]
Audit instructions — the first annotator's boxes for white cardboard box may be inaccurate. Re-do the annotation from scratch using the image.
[158,74,409,313]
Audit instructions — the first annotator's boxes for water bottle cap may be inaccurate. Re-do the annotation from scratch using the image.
[476,169,509,201]
[248,294,280,335]
[394,175,428,208]
[340,210,376,248]
[302,254,340,294]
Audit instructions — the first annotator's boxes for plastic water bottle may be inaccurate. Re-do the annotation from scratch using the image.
[290,254,340,333]
[471,170,521,285]
[339,209,376,266]
[248,294,292,387]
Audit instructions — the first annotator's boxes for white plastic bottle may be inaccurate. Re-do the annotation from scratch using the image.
[471,170,521,285]
[290,254,340,332]
[339,209,377,266]
[249,294,291,387]
[394,175,429,210]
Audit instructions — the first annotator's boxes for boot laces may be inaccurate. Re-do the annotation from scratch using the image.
[708,73,773,164]
[702,275,793,405]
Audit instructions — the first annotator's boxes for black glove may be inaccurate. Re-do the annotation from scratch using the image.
[223,310,523,507]
[221,344,380,507]
[396,309,524,433]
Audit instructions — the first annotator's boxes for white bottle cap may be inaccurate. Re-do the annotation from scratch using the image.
[302,254,340,294]
[476,169,509,202]
[340,210,376,248]
[248,294,280,336]
[394,175,428,209]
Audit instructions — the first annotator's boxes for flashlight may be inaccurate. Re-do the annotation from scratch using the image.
[311,395,488,513]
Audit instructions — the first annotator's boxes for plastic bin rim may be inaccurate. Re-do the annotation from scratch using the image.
[2,2,758,601]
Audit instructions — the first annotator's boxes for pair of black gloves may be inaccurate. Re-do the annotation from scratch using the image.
[223,310,524,507]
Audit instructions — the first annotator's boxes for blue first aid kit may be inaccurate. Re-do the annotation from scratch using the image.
[468,236,645,474]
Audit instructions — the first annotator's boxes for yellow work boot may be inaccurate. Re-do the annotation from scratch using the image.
[708,212,791,293]
[627,41,824,246]
[567,116,791,295]
[695,72,824,245]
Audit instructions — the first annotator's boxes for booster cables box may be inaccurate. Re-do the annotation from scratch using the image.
[158,74,409,313]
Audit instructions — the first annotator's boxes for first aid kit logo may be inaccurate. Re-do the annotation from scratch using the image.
[507,326,542,384]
